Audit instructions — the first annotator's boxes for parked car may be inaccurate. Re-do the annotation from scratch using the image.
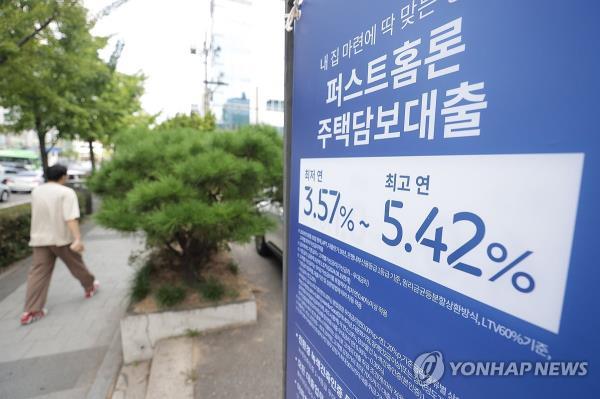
[0,161,28,172]
[255,200,284,259]
[0,182,10,202]
[9,170,44,193]
[66,169,89,189]
[1,164,19,180]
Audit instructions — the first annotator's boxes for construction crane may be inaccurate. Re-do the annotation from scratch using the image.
[108,39,125,70]
[92,0,131,23]
[92,0,132,69]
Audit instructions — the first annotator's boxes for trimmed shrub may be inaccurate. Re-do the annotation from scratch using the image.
[89,126,283,283]
[0,204,31,268]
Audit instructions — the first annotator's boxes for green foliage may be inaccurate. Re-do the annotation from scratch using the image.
[0,1,108,173]
[0,204,32,268]
[156,112,216,132]
[185,329,201,338]
[0,1,63,66]
[130,261,153,303]
[155,284,186,308]
[73,71,145,163]
[89,125,283,282]
[227,260,239,275]
[122,111,159,131]
[198,277,226,301]
[0,1,144,174]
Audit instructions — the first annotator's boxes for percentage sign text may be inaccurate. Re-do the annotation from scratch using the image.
[339,206,355,231]
[487,243,535,293]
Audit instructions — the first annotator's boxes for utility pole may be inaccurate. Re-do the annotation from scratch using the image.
[190,0,227,117]
[205,0,215,116]
[203,36,211,116]
[255,86,259,124]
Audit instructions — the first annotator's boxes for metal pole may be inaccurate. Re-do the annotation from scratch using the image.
[255,86,260,124]
[282,0,294,397]
[203,0,215,116]
[203,38,210,116]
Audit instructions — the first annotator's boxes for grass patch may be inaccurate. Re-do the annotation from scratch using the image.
[130,262,152,303]
[185,368,198,384]
[155,284,186,308]
[198,276,226,301]
[227,260,239,275]
[185,328,201,338]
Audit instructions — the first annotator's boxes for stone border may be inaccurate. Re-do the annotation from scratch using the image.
[120,298,257,363]
[85,329,123,399]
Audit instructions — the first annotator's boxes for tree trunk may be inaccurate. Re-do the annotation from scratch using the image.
[181,248,201,286]
[88,139,96,172]
[35,116,49,180]
[177,234,199,285]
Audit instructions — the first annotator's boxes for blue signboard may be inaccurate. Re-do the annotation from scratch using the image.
[286,1,599,398]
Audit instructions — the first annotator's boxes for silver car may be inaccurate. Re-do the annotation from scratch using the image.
[255,200,284,259]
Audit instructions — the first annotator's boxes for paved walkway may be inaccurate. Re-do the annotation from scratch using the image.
[0,225,143,399]
[194,243,283,398]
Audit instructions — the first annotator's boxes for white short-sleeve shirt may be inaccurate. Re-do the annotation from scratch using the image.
[29,183,80,247]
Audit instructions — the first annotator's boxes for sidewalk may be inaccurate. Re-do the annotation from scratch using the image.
[0,225,143,399]
[194,243,283,398]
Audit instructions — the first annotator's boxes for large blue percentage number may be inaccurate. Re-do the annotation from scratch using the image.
[387,203,487,277]
[382,200,403,246]
[303,186,313,216]
[447,212,485,277]
[303,187,343,226]
[317,189,328,221]
[416,208,448,263]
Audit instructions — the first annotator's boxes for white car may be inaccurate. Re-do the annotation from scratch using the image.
[0,182,10,202]
[0,164,10,202]
[9,170,44,193]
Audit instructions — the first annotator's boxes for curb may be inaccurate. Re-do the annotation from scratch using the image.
[86,328,123,399]
[145,337,195,399]
[121,297,257,363]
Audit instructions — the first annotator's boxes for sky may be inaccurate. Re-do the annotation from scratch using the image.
[84,0,285,123]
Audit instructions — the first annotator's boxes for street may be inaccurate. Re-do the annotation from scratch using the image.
[0,192,31,210]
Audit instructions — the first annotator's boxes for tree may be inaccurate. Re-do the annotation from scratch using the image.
[0,1,109,176]
[123,111,158,130]
[0,0,66,66]
[88,125,283,282]
[156,111,216,132]
[71,71,144,171]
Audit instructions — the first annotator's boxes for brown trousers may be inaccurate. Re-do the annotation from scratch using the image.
[24,245,95,312]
